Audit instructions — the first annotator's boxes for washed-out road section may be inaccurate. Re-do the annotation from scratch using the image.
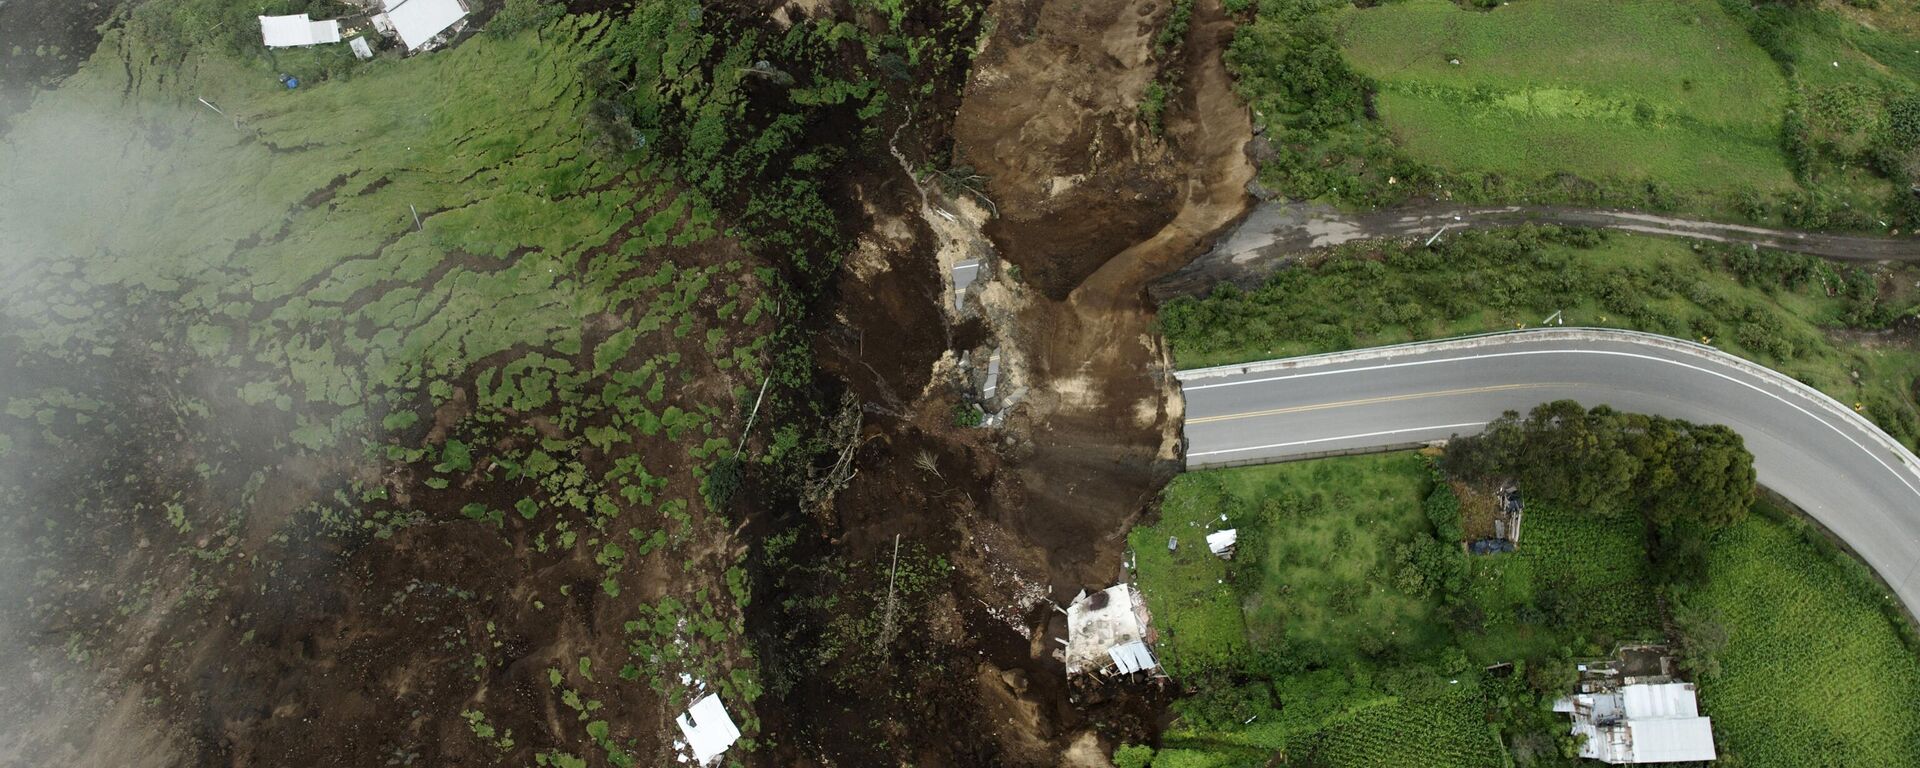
[1178,328,1920,615]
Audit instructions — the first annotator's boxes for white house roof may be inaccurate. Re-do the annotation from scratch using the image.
[1559,683,1715,764]
[674,693,741,765]
[381,0,468,50]
[259,15,343,47]
[1108,640,1158,674]
[1622,682,1700,719]
[1206,529,1238,556]
[1627,718,1717,763]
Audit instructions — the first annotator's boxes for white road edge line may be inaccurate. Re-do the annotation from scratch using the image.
[1188,347,1920,504]
[1187,423,1484,458]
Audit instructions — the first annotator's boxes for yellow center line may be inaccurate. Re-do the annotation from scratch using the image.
[1187,383,1552,425]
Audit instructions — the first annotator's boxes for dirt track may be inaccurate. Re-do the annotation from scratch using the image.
[1152,201,1920,300]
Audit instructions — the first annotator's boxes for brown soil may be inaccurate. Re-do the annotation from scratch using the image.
[812,0,1257,760]
[1452,480,1502,542]
[746,0,1252,763]
[3,0,1255,765]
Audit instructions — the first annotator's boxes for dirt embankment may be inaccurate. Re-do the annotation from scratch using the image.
[891,0,1252,758]
[952,0,1251,588]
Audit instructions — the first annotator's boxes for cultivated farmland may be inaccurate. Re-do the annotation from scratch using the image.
[1694,500,1920,767]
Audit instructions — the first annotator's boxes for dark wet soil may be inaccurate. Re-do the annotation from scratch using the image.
[0,0,114,136]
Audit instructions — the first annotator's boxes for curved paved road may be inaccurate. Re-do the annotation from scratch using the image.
[1178,328,1920,614]
[1153,202,1920,300]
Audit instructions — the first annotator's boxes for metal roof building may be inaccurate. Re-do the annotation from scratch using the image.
[1554,682,1716,764]
[258,14,343,47]
[376,0,469,51]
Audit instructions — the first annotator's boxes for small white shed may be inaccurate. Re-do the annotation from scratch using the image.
[259,14,343,48]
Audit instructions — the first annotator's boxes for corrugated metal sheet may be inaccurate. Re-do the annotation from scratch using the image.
[1108,640,1157,674]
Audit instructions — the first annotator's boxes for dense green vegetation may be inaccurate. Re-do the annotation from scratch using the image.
[1687,500,1920,767]
[1161,227,1920,448]
[1225,0,1920,228]
[1135,448,1920,767]
[1133,455,1527,767]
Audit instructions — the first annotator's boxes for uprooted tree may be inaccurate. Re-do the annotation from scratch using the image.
[1442,400,1757,584]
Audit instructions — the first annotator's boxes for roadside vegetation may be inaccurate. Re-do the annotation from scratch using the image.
[1226,0,1920,229]
[1132,424,1920,767]
[1161,226,1920,448]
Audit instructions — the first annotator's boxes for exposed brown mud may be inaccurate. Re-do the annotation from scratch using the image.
[956,0,1252,587]
[890,0,1252,758]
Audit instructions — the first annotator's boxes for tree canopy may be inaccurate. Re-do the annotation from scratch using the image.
[1444,400,1757,583]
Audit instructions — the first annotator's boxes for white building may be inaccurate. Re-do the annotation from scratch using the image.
[374,0,469,51]
[1063,584,1159,676]
[674,693,741,766]
[259,14,343,47]
[1554,682,1716,764]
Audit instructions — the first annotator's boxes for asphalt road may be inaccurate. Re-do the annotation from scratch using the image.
[1179,328,1920,614]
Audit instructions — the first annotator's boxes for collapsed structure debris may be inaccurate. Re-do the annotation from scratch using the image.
[1061,584,1159,677]
[1205,528,1237,559]
[674,692,742,766]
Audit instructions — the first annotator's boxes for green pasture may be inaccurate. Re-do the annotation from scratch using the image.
[1341,0,1794,195]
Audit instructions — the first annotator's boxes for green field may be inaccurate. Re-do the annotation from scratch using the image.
[1229,454,1452,666]
[1160,227,1920,448]
[1458,502,1661,663]
[1342,0,1795,196]
[1133,455,1920,767]
[1130,455,1510,767]
[1227,0,1920,226]
[1694,501,1920,767]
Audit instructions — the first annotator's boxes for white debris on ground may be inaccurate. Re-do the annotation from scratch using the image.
[1107,640,1157,674]
[674,692,742,766]
[972,536,1050,632]
[1063,584,1158,676]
